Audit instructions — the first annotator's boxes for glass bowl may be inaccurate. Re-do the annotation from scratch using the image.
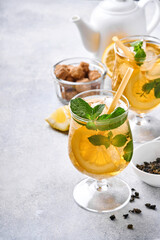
[53,57,107,104]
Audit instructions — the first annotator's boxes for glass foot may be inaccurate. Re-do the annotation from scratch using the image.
[130,115,160,143]
[73,177,131,213]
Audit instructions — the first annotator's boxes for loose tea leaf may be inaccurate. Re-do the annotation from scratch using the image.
[110,215,116,220]
[127,224,133,230]
[136,157,160,174]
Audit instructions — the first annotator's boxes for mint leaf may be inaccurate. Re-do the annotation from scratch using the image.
[108,107,125,119]
[130,41,146,66]
[86,121,97,130]
[108,131,113,140]
[96,107,127,131]
[111,134,127,147]
[91,104,105,120]
[130,41,143,49]
[154,79,160,98]
[97,114,109,121]
[70,98,92,119]
[88,135,110,149]
[141,78,160,98]
[154,83,160,98]
[134,49,146,65]
[123,140,133,162]
[142,81,154,94]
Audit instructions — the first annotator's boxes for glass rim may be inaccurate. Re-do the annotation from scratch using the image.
[114,35,160,62]
[52,57,107,86]
[69,89,129,124]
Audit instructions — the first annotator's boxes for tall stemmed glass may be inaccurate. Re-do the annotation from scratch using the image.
[112,35,160,143]
[68,89,133,213]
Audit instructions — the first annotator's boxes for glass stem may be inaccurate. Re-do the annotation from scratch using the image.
[95,179,108,191]
[135,113,145,126]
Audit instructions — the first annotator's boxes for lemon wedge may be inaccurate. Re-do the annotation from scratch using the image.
[45,105,71,131]
[102,43,115,78]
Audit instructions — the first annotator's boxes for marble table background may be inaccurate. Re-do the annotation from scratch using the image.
[0,0,160,239]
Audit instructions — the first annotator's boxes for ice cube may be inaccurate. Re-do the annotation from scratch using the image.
[142,39,146,52]
[140,49,157,71]
[146,61,160,80]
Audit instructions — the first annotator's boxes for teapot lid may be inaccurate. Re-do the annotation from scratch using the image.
[99,0,137,14]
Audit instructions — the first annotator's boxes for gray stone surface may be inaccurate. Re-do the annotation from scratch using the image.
[0,0,160,239]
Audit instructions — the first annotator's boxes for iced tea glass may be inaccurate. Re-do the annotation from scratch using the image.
[68,89,133,213]
[112,36,160,142]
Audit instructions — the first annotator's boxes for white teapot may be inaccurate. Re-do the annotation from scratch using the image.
[71,0,160,58]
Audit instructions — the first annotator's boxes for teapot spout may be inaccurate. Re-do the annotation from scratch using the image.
[71,15,99,53]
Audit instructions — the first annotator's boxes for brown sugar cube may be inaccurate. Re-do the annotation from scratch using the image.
[70,66,85,80]
[65,89,78,101]
[80,62,89,74]
[88,70,101,81]
[54,65,70,80]
[66,76,74,82]
[75,78,91,93]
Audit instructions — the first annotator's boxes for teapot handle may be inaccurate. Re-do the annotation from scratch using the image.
[139,0,160,33]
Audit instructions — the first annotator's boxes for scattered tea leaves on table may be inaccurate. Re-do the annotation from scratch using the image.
[110,215,116,220]
[123,214,129,219]
[145,203,156,210]
[127,224,133,230]
[129,208,141,214]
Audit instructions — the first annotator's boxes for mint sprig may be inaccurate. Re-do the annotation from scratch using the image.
[70,98,127,131]
[88,132,132,162]
[141,78,160,98]
[130,41,146,66]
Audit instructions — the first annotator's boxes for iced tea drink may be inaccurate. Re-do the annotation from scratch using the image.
[112,36,160,114]
[68,90,133,179]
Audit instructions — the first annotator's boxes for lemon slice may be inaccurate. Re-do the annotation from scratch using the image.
[124,70,160,112]
[102,43,115,78]
[45,105,71,131]
[71,126,121,175]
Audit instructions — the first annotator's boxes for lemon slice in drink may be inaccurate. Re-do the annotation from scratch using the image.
[124,70,159,112]
[102,43,115,78]
[71,126,121,175]
[45,105,71,131]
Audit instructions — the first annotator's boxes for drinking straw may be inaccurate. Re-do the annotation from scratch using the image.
[112,36,133,59]
[108,67,133,114]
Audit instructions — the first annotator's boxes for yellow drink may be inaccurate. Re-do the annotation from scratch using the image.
[68,97,133,179]
[112,40,160,114]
